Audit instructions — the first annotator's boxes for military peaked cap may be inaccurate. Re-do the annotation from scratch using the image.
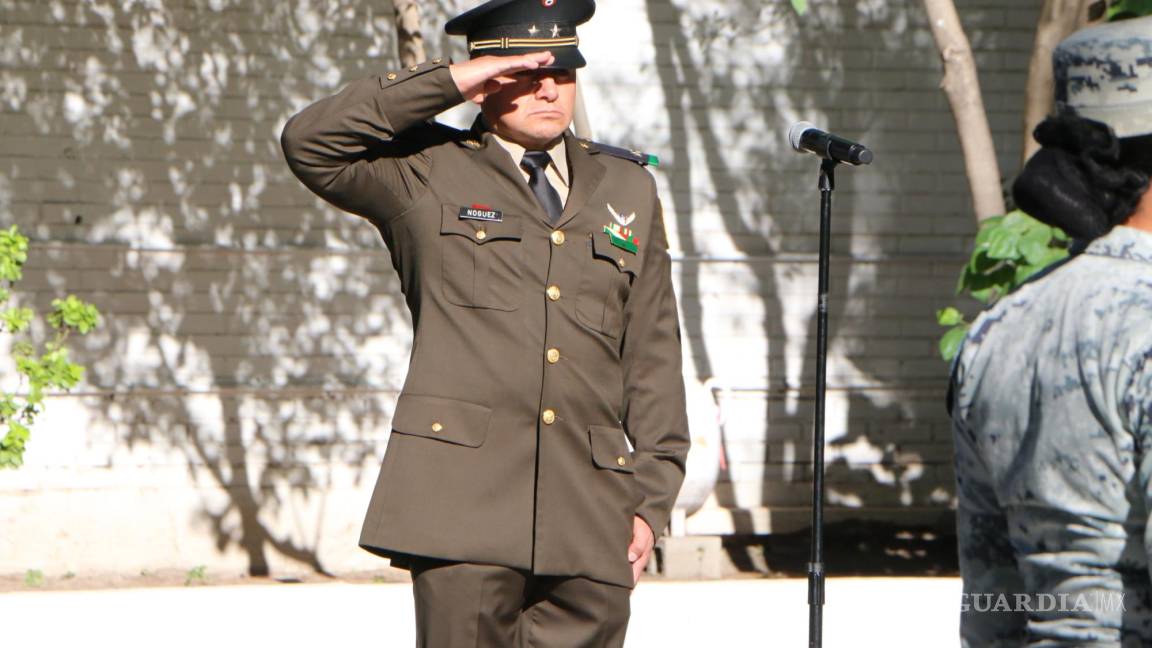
[445,0,596,69]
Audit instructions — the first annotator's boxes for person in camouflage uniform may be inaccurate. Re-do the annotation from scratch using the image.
[949,15,1152,647]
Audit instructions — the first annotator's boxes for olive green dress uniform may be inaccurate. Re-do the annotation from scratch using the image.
[280,57,690,592]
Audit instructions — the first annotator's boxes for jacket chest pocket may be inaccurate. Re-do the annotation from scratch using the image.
[440,205,524,311]
[576,232,640,339]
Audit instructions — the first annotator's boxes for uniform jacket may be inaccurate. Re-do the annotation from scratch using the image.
[950,226,1152,645]
[281,60,690,588]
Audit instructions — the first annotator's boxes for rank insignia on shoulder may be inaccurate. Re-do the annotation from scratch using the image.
[459,204,503,222]
[578,139,660,167]
[603,223,639,254]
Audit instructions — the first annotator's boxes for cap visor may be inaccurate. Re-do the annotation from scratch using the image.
[471,47,585,69]
[544,48,586,70]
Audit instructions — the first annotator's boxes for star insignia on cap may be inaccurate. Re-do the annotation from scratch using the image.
[550,24,561,38]
[528,24,539,36]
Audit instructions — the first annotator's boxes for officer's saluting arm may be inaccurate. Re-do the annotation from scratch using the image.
[621,186,691,537]
[280,54,555,221]
[280,61,466,221]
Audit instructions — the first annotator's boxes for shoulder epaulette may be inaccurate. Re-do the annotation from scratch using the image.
[576,139,659,167]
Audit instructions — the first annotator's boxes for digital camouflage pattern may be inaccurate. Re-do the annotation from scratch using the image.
[950,226,1152,646]
[1054,15,1152,138]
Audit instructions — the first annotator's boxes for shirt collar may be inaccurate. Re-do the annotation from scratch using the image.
[488,130,570,188]
[1084,225,1152,264]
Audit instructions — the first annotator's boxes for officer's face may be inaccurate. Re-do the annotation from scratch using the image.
[482,68,577,148]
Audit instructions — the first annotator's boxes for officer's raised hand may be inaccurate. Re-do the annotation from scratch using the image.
[450,52,557,103]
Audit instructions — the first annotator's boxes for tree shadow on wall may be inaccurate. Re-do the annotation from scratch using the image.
[3,0,425,576]
[640,0,963,548]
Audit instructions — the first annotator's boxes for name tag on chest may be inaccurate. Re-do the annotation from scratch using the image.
[459,205,503,223]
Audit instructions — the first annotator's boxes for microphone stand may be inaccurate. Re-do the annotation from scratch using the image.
[808,157,838,648]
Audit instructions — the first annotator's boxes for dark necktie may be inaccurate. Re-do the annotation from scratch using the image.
[520,151,564,224]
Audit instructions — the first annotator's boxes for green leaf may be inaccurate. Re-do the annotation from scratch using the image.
[0,225,28,284]
[1107,0,1152,20]
[1,306,34,333]
[985,226,1020,260]
[23,569,44,588]
[0,227,99,470]
[967,249,1001,276]
[939,324,970,362]
[790,0,808,15]
[1,420,31,470]
[970,286,1000,304]
[965,265,1016,299]
[937,307,965,327]
[48,295,101,334]
[999,210,1031,233]
[1014,263,1043,285]
[1019,226,1055,265]
[973,216,1004,250]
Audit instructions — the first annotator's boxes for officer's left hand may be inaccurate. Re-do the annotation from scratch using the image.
[628,516,655,585]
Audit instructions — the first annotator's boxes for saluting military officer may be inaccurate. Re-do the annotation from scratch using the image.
[281,0,689,645]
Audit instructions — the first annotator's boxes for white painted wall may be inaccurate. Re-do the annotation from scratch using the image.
[0,0,1038,576]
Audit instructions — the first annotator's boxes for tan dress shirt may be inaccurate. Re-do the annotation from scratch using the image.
[490,132,571,206]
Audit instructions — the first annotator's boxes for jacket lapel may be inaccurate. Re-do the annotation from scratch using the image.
[454,121,606,230]
[457,117,544,221]
[556,131,605,230]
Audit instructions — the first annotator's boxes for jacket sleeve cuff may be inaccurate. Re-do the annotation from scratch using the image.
[636,500,672,538]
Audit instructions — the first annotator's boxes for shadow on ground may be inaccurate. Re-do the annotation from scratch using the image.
[723,521,959,578]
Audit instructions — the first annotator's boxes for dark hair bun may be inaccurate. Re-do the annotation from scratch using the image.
[1012,114,1150,240]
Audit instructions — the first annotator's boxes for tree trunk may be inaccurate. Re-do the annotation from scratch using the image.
[1020,0,1094,164]
[923,0,1006,222]
[394,0,426,68]
[573,82,593,140]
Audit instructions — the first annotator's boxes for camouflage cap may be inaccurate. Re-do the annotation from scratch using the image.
[1054,15,1152,138]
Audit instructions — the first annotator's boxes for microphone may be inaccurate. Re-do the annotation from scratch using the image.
[788,122,874,166]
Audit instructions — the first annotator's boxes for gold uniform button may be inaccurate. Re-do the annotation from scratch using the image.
[476,229,487,241]
[542,409,556,425]
[409,65,419,72]
[551,230,566,246]
[617,258,626,268]
[546,348,561,364]
[386,73,398,80]
[432,58,442,64]
[431,422,443,433]
[546,285,561,301]
[617,457,627,467]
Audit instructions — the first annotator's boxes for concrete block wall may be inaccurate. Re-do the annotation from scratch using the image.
[0,0,1040,576]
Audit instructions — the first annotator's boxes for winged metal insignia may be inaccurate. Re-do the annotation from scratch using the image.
[607,203,636,227]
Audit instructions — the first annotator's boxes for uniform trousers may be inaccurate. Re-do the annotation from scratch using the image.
[410,558,631,648]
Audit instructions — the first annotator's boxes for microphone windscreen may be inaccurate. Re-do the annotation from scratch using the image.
[788,121,816,152]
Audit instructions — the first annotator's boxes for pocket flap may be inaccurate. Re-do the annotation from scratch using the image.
[441,205,522,244]
[392,394,491,448]
[588,425,636,473]
[590,231,640,278]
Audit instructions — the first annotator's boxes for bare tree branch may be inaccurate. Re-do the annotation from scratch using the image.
[394,0,427,68]
[1021,0,1094,164]
[924,0,1006,221]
